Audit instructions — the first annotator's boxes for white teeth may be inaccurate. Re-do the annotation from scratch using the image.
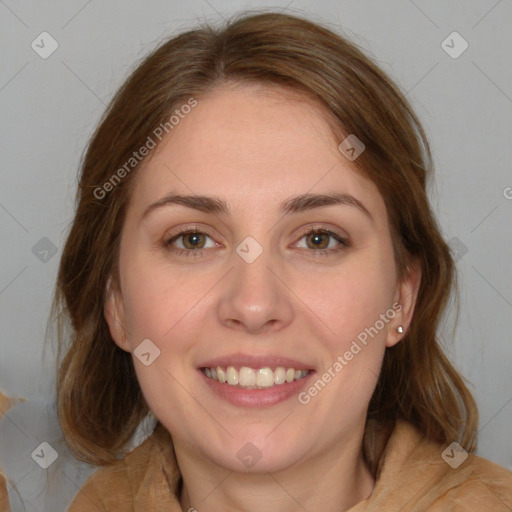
[203,365,310,388]
[239,367,256,387]
[226,366,238,385]
[274,367,286,384]
[217,367,226,383]
[256,367,274,388]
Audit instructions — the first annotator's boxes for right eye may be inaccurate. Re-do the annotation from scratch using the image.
[163,227,218,258]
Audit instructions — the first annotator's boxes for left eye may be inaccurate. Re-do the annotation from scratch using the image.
[295,230,347,251]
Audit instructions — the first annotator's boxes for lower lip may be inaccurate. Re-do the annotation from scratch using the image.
[198,369,315,408]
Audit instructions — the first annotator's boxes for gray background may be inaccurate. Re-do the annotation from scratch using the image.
[1,0,511,509]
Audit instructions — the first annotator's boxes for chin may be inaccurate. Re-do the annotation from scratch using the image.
[201,430,307,474]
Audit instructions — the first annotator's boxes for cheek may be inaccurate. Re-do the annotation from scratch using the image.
[305,245,396,412]
[118,262,205,424]
[321,253,395,345]
[117,230,203,343]
[121,268,198,346]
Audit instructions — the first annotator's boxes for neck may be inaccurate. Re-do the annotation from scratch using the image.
[176,433,374,512]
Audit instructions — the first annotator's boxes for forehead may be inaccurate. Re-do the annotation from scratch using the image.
[126,82,385,219]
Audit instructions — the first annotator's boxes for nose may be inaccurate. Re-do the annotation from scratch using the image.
[216,243,294,334]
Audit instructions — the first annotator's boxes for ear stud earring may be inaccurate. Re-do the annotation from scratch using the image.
[396,326,403,333]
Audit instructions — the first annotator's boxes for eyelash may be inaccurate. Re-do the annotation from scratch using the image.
[162,225,349,259]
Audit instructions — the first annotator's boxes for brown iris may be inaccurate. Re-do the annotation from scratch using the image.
[306,231,330,250]
[181,232,206,249]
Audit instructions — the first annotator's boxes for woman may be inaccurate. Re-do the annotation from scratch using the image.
[49,11,512,511]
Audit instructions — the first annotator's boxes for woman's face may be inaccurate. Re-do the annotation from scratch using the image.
[106,82,418,473]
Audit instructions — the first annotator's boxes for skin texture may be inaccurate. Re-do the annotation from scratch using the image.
[105,82,421,512]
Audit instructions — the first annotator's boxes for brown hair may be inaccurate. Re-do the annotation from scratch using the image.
[49,10,478,467]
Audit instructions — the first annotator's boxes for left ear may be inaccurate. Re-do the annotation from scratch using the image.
[386,258,422,348]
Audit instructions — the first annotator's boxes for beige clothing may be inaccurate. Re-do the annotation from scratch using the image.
[64,419,512,511]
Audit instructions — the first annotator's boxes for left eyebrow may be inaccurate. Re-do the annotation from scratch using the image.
[141,192,372,221]
[281,192,372,220]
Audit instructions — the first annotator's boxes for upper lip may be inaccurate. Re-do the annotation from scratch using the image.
[198,353,315,371]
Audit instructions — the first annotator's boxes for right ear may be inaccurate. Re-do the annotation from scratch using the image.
[104,275,130,352]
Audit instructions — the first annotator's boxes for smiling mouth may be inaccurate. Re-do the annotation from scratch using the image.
[201,366,312,389]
